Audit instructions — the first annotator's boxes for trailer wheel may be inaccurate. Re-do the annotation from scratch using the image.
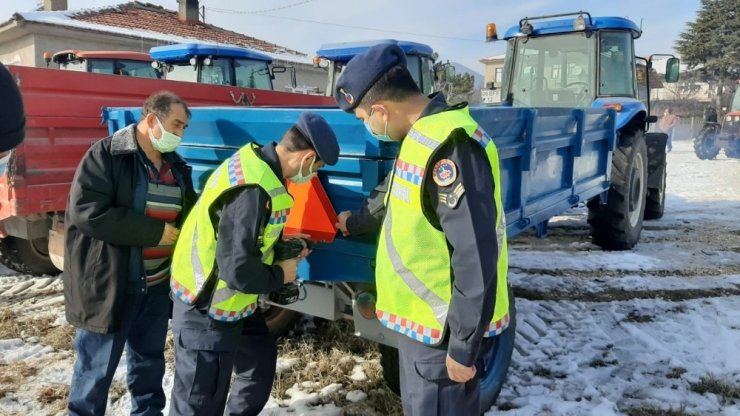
[588,130,647,250]
[644,165,666,220]
[262,305,300,338]
[479,292,517,413]
[378,343,400,395]
[0,236,61,276]
[379,289,517,415]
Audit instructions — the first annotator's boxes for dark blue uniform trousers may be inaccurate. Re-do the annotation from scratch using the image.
[397,333,493,416]
[169,297,276,416]
[67,283,170,416]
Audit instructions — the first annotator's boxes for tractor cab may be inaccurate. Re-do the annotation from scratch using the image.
[150,43,281,90]
[487,12,679,127]
[49,50,160,79]
[314,39,446,97]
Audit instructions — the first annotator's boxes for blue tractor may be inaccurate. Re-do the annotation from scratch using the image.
[313,39,443,97]
[150,43,280,90]
[489,11,680,242]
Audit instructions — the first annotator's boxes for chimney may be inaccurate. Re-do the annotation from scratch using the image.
[178,0,200,23]
[42,0,67,11]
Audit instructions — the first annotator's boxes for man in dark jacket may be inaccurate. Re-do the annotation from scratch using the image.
[64,91,197,416]
[0,63,25,172]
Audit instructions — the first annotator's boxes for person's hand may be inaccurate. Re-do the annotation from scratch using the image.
[276,258,298,284]
[336,211,352,237]
[159,223,180,245]
[281,233,312,259]
[283,232,311,241]
[446,354,476,383]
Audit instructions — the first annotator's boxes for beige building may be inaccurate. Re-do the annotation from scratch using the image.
[479,54,506,89]
[0,0,328,93]
[478,54,505,103]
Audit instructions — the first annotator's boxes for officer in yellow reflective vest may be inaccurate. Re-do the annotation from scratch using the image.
[334,44,510,415]
[168,112,339,416]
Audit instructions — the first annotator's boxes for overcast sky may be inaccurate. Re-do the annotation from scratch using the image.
[1,0,702,72]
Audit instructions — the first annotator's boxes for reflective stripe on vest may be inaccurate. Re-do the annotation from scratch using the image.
[170,144,293,321]
[375,106,510,345]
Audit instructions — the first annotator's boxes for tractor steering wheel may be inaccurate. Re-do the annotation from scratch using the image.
[566,81,589,105]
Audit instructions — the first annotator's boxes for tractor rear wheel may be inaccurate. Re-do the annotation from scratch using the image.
[693,132,720,160]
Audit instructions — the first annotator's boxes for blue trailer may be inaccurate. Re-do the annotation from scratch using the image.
[106,104,616,411]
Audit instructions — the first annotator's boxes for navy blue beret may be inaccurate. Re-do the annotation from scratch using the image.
[334,43,407,112]
[295,112,339,166]
[0,63,25,152]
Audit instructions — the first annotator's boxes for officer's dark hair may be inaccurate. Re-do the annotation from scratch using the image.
[280,126,321,161]
[359,65,421,110]
[141,90,191,121]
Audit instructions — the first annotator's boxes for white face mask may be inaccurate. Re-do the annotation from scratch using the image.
[290,154,316,184]
[149,116,182,153]
[0,151,11,176]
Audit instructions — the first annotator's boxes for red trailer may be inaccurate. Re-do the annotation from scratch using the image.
[0,65,334,274]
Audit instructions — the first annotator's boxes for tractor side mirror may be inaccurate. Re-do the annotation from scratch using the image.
[445,66,456,83]
[270,65,287,80]
[434,62,455,83]
[665,57,680,83]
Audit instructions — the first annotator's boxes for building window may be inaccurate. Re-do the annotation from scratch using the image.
[551,64,561,79]
[495,67,503,84]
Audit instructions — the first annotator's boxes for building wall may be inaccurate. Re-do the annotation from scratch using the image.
[0,34,35,65]
[651,82,713,103]
[31,30,163,68]
[480,57,505,88]
[482,63,497,85]
[272,61,329,95]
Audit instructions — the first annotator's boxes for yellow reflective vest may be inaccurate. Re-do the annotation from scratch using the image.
[375,106,509,345]
[170,144,293,321]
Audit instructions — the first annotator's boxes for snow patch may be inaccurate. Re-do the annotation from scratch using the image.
[346,390,367,402]
[349,364,367,381]
[318,383,343,398]
[275,357,299,374]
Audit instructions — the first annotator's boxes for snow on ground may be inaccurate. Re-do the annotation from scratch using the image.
[491,296,740,416]
[1,139,739,415]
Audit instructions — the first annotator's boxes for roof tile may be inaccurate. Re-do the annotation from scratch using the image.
[71,2,304,56]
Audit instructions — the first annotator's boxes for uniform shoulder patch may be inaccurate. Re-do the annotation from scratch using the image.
[432,159,457,187]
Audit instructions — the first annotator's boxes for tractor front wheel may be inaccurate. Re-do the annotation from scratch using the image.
[589,130,648,250]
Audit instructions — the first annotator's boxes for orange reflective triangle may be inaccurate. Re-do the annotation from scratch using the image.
[285,175,338,243]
